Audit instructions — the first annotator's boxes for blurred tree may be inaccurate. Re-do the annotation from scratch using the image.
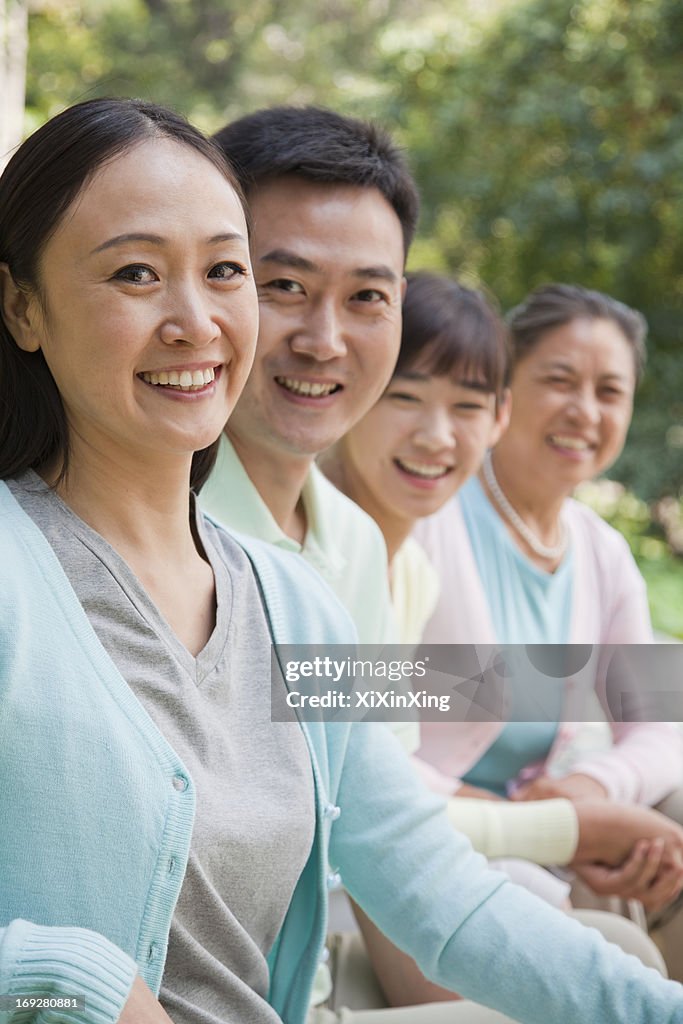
[1,0,28,169]
[24,0,447,130]
[22,0,683,499]
[378,0,683,499]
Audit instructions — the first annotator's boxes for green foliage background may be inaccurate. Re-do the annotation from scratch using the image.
[23,0,683,631]
[25,0,683,500]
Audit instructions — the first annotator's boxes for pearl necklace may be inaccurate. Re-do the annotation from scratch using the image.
[483,451,568,560]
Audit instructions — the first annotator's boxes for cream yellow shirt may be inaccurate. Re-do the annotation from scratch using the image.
[390,536,440,645]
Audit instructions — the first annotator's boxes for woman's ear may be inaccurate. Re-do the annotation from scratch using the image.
[490,388,512,446]
[0,263,43,352]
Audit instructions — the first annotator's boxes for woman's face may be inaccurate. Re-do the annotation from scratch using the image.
[342,366,506,529]
[501,316,637,488]
[13,137,258,471]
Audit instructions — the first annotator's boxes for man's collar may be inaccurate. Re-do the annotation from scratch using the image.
[211,436,346,580]
[299,465,346,579]
[205,435,300,550]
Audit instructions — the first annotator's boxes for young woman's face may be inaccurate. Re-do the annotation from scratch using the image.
[342,366,505,528]
[15,137,258,470]
[501,317,636,489]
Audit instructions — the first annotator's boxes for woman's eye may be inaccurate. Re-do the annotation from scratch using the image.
[387,391,419,403]
[209,261,247,280]
[113,264,158,284]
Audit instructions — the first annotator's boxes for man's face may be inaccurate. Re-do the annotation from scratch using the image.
[226,177,406,462]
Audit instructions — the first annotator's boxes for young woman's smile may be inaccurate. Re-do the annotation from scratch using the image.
[332,369,506,556]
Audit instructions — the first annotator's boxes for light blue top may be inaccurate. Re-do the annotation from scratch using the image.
[459,476,574,645]
[1,481,682,1024]
[460,476,573,794]
[463,721,560,797]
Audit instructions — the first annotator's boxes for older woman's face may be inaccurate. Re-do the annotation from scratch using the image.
[16,136,258,470]
[503,316,636,488]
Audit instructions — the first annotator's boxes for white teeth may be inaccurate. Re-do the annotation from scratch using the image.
[277,376,337,397]
[550,435,589,451]
[396,458,450,479]
[141,366,216,390]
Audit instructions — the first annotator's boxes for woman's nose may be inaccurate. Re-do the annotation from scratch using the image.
[413,408,456,450]
[568,387,601,425]
[159,285,221,347]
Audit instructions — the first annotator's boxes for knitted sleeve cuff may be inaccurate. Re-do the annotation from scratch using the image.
[0,919,137,1024]
[447,797,579,865]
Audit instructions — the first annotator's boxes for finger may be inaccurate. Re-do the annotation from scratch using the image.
[639,867,683,913]
[575,860,637,895]
[618,840,666,899]
[634,838,666,890]
[509,789,529,802]
[611,841,652,886]
[579,842,650,896]
[660,845,683,872]
[512,781,555,802]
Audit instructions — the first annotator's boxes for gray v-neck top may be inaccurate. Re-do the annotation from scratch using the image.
[9,471,314,1024]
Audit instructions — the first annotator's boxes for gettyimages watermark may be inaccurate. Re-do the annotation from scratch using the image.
[270,644,683,723]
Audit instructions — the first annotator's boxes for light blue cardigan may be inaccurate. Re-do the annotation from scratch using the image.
[1,481,682,1024]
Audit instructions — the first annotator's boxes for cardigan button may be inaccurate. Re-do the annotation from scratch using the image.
[324,803,341,821]
[326,871,342,890]
[172,774,188,792]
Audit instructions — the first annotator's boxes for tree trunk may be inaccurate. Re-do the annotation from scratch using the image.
[0,0,28,172]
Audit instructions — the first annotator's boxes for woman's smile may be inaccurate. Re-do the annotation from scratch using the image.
[138,363,223,398]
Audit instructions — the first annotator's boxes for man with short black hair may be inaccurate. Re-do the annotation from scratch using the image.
[201,106,419,645]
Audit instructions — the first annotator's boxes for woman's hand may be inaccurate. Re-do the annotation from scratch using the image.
[574,840,683,913]
[453,783,503,801]
[510,773,608,803]
[572,801,683,868]
[118,976,175,1024]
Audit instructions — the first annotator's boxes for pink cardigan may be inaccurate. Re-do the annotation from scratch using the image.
[412,495,682,806]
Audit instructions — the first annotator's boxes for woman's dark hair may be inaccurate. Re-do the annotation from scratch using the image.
[213,105,420,257]
[507,283,647,384]
[395,272,508,400]
[0,97,245,489]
